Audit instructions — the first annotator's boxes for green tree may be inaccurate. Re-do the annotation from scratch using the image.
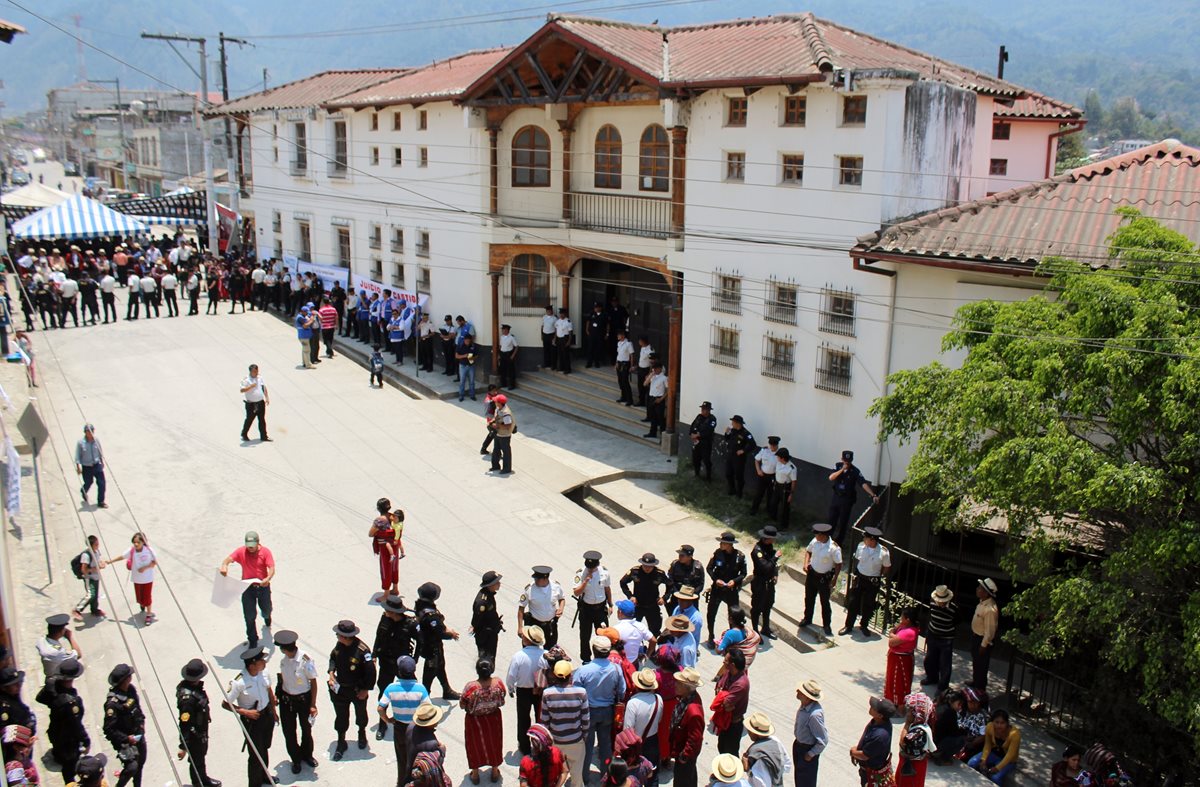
[869,210,1200,762]
[1082,90,1105,128]
[1054,129,1088,173]
[1106,96,1148,139]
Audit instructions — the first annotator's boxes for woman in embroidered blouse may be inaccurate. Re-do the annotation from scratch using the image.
[895,691,936,786]
[369,497,402,599]
[460,658,506,784]
[884,607,920,707]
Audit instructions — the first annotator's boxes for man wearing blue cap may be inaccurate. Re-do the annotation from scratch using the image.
[305,302,322,367]
[614,600,655,665]
[295,306,316,369]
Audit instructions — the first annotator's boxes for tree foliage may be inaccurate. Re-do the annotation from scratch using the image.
[869,211,1200,756]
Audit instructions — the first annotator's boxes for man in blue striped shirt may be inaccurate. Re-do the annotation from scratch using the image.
[573,636,624,780]
[541,660,589,787]
[378,656,428,787]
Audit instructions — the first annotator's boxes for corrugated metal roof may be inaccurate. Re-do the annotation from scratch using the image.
[853,140,1200,269]
[326,49,511,108]
[207,69,410,116]
[994,92,1082,120]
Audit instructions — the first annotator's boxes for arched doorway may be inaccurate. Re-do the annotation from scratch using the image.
[578,257,672,359]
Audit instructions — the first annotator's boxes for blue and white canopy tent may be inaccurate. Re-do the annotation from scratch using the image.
[10,194,198,240]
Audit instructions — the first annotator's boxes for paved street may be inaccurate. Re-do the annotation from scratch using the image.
[3,296,1010,786]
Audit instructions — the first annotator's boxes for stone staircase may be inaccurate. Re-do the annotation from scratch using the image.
[506,365,654,445]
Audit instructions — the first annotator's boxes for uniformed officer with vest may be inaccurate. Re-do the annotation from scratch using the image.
[800,524,843,636]
[103,664,147,787]
[749,436,781,516]
[223,646,276,787]
[275,630,320,771]
[689,402,717,480]
[723,416,756,498]
[840,527,892,636]
[664,545,707,606]
[573,552,612,661]
[471,571,504,662]
[704,532,748,648]
[0,666,36,735]
[828,450,879,544]
[177,658,221,787]
[517,566,565,650]
[619,553,669,636]
[373,594,416,707]
[35,657,87,784]
[749,526,781,640]
[415,581,462,699]
[328,620,376,759]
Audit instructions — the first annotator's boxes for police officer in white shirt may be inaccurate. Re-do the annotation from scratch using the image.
[239,364,272,443]
[541,306,557,368]
[251,265,267,311]
[139,272,159,317]
[635,337,654,407]
[554,308,573,374]
[840,527,892,636]
[36,614,82,678]
[274,630,320,773]
[59,276,80,327]
[161,270,179,316]
[573,550,613,661]
[749,436,781,517]
[498,324,519,389]
[773,448,799,530]
[517,566,566,649]
[264,270,278,314]
[99,272,117,323]
[224,646,277,787]
[800,523,842,636]
[614,329,635,405]
[644,362,668,439]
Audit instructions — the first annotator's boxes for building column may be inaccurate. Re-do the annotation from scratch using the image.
[488,125,500,216]
[670,125,688,238]
[666,271,682,433]
[560,267,571,315]
[490,271,501,376]
[559,122,573,222]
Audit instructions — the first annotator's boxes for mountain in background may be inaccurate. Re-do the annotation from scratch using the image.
[3,0,1197,138]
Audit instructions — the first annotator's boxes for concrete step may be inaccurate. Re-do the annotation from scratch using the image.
[519,370,648,429]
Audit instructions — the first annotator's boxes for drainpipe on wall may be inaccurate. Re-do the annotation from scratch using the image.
[1045,121,1087,178]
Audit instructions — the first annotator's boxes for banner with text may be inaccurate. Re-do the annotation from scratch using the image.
[350,273,430,311]
[297,260,351,292]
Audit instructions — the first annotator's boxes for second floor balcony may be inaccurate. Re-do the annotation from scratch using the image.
[567,191,671,239]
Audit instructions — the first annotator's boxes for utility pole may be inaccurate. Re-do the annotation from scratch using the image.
[997,45,1009,79]
[141,32,219,252]
[219,32,249,210]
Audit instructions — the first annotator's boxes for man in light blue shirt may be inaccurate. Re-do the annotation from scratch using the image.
[671,586,704,648]
[572,635,624,778]
[378,655,429,786]
[662,614,699,668]
[75,423,106,508]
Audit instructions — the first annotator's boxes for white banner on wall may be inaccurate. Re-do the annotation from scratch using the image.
[350,273,430,311]
[297,260,351,292]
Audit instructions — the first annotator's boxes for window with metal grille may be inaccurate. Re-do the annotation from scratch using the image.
[419,147,429,167]
[336,227,352,267]
[992,122,1011,140]
[368,224,382,250]
[370,113,379,131]
[330,120,348,176]
[783,95,806,126]
[594,124,622,189]
[815,345,852,395]
[989,158,1008,176]
[838,156,864,187]
[297,221,311,260]
[727,96,748,126]
[416,230,430,257]
[761,335,796,381]
[639,124,669,191]
[393,147,403,167]
[419,110,428,130]
[512,125,551,187]
[292,123,307,173]
[819,287,856,336]
[391,227,404,254]
[393,262,405,289]
[725,151,745,182]
[370,146,379,166]
[842,95,868,125]
[712,272,742,314]
[509,253,551,309]
[766,280,798,324]
[709,324,740,368]
[271,211,281,233]
[418,265,431,292]
[781,154,804,185]
[372,257,383,279]
[392,111,402,131]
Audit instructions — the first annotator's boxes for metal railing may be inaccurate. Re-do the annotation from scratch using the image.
[327,160,349,179]
[765,299,797,325]
[568,191,672,239]
[289,159,308,177]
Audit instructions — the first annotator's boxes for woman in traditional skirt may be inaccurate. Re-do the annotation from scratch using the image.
[369,497,401,599]
[460,657,506,784]
[884,608,920,708]
[895,692,936,786]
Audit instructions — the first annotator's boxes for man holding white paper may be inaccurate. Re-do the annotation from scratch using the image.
[220,531,276,648]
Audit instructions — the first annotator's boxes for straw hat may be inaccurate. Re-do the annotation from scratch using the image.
[930,585,953,603]
[744,711,774,737]
[524,625,545,646]
[632,669,659,691]
[711,754,745,784]
[978,577,999,597]
[796,679,822,701]
[673,585,699,601]
[413,702,444,727]
[674,667,703,689]
[664,615,694,634]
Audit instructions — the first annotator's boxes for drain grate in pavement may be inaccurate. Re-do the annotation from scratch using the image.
[564,485,645,529]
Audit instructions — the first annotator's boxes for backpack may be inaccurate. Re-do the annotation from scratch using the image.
[70,551,86,580]
[370,354,385,373]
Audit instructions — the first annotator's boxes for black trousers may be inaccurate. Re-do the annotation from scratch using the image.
[52,743,81,787]
[393,728,410,787]
[750,579,776,635]
[499,350,517,388]
[705,587,739,642]
[114,736,147,787]
[332,695,368,738]
[923,637,954,693]
[83,297,99,323]
[421,648,453,694]
[843,573,881,630]
[242,401,267,440]
[253,284,266,310]
[279,692,314,763]
[81,464,106,505]
[635,367,649,405]
[182,731,212,787]
[60,297,79,327]
[803,571,834,628]
[322,328,335,357]
[475,628,499,662]
[586,335,605,367]
[617,362,633,403]
[163,289,178,316]
[442,339,457,374]
[715,722,743,756]
[726,454,749,496]
[205,292,219,314]
[541,332,555,367]
[674,757,697,787]
[648,399,666,437]
[750,477,776,515]
[245,711,274,787]
[188,290,199,315]
[556,336,572,373]
[490,435,512,472]
[970,634,992,689]
[776,491,792,531]
[691,438,712,479]
[828,496,856,543]
[241,585,272,647]
[577,602,609,661]
[636,603,663,638]
[515,687,535,754]
[793,740,819,787]
[143,292,159,317]
[102,292,117,322]
[419,338,434,370]
[308,332,320,364]
[523,613,559,649]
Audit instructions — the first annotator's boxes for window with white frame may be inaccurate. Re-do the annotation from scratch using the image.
[335,226,352,267]
[391,227,404,254]
[272,239,283,259]
[781,154,804,185]
[819,287,856,336]
[417,265,431,292]
[416,230,430,257]
[271,210,281,233]
[329,120,348,177]
[419,147,428,167]
[392,111,402,131]
[838,156,864,187]
[292,123,308,174]
[370,146,380,166]
[368,223,382,250]
[761,335,796,382]
[712,270,742,314]
[392,261,405,289]
[725,151,746,182]
[372,257,383,280]
[814,344,853,396]
[370,113,379,131]
[709,323,740,368]
[393,147,403,167]
[766,278,798,324]
[297,221,311,260]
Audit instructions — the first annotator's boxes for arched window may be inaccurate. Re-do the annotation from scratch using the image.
[639,124,670,192]
[594,124,622,189]
[512,126,551,187]
[510,253,551,308]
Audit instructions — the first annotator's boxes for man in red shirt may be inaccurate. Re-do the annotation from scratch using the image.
[220,531,276,648]
[670,667,705,787]
[317,296,339,359]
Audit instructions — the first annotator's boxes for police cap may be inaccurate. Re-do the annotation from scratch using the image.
[46,613,70,629]
[583,550,602,562]
[107,663,133,686]
[181,659,208,680]
[240,646,267,663]
[273,630,299,647]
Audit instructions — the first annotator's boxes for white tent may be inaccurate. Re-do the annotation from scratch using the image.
[4,181,72,208]
[11,194,150,240]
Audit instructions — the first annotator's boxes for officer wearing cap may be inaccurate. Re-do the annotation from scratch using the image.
[471,571,504,662]
[71,753,108,787]
[750,526,781,640]
[223,646,276,787]
[177,659,221,787]
[828,450,879,544]
[415,582,462,699]
[518,566,566,650]
[749,436,781,517]
[665,545,707,606]
[35,657,87,781]
[619,553,668,636]
[275,630,320,771]
[36,613,82,681]
[773,448,799,530]
[800,524,843,636]
[723,416,756,498]
[0,666,35,735]
[498,324,519,388]
[373,594,417,713]
[573,552,612,661]
[705,533,748,648]
[841,527,891,636]
[103,664,147,787]
[689,403,717,480]
[328,620,376,758]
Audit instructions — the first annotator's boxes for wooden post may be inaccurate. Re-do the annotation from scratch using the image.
[488,125,500,216]
[490,271,501,376]
[670,125,688,238]
[666,271,682,433]
[560,122,573,222]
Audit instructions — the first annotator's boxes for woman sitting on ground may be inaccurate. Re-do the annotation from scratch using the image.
[967,709,1021,784]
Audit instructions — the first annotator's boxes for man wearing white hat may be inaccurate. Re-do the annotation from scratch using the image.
[792,680,827,787]
[923,585,958,693]
[710,753,749,787]
[742,712,790,787]
[671,668,705,787]
[505,626,546,755]
[623,669,664,774]
[971,578,1000,690]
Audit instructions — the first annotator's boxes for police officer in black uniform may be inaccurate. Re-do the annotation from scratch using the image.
[664,545,706,607]
[828,450,879,544]
[619,553,669,636]
[177,658,221,787]
[374,594,417,705]
[471,571,504,662]
[573,551,612,661]
[103,664,147,787]
[723,416,755,497]
[36,657,87,783]
[585,302,607,368]
[689,402,717,480]
[328,620,377,760]
[0,666,35,735]
[750,526,781,640]
[704,532,748,648]
[415,582,462,700]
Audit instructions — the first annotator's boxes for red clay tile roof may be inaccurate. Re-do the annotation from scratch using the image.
[326,49,512,108]
[206,69,411,116]
[852,140,1200,271]
[993,91,1083,120]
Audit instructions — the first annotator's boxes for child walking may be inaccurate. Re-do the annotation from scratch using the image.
[370,345,385,387]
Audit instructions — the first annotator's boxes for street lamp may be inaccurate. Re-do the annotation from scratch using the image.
[87,78,127,189]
